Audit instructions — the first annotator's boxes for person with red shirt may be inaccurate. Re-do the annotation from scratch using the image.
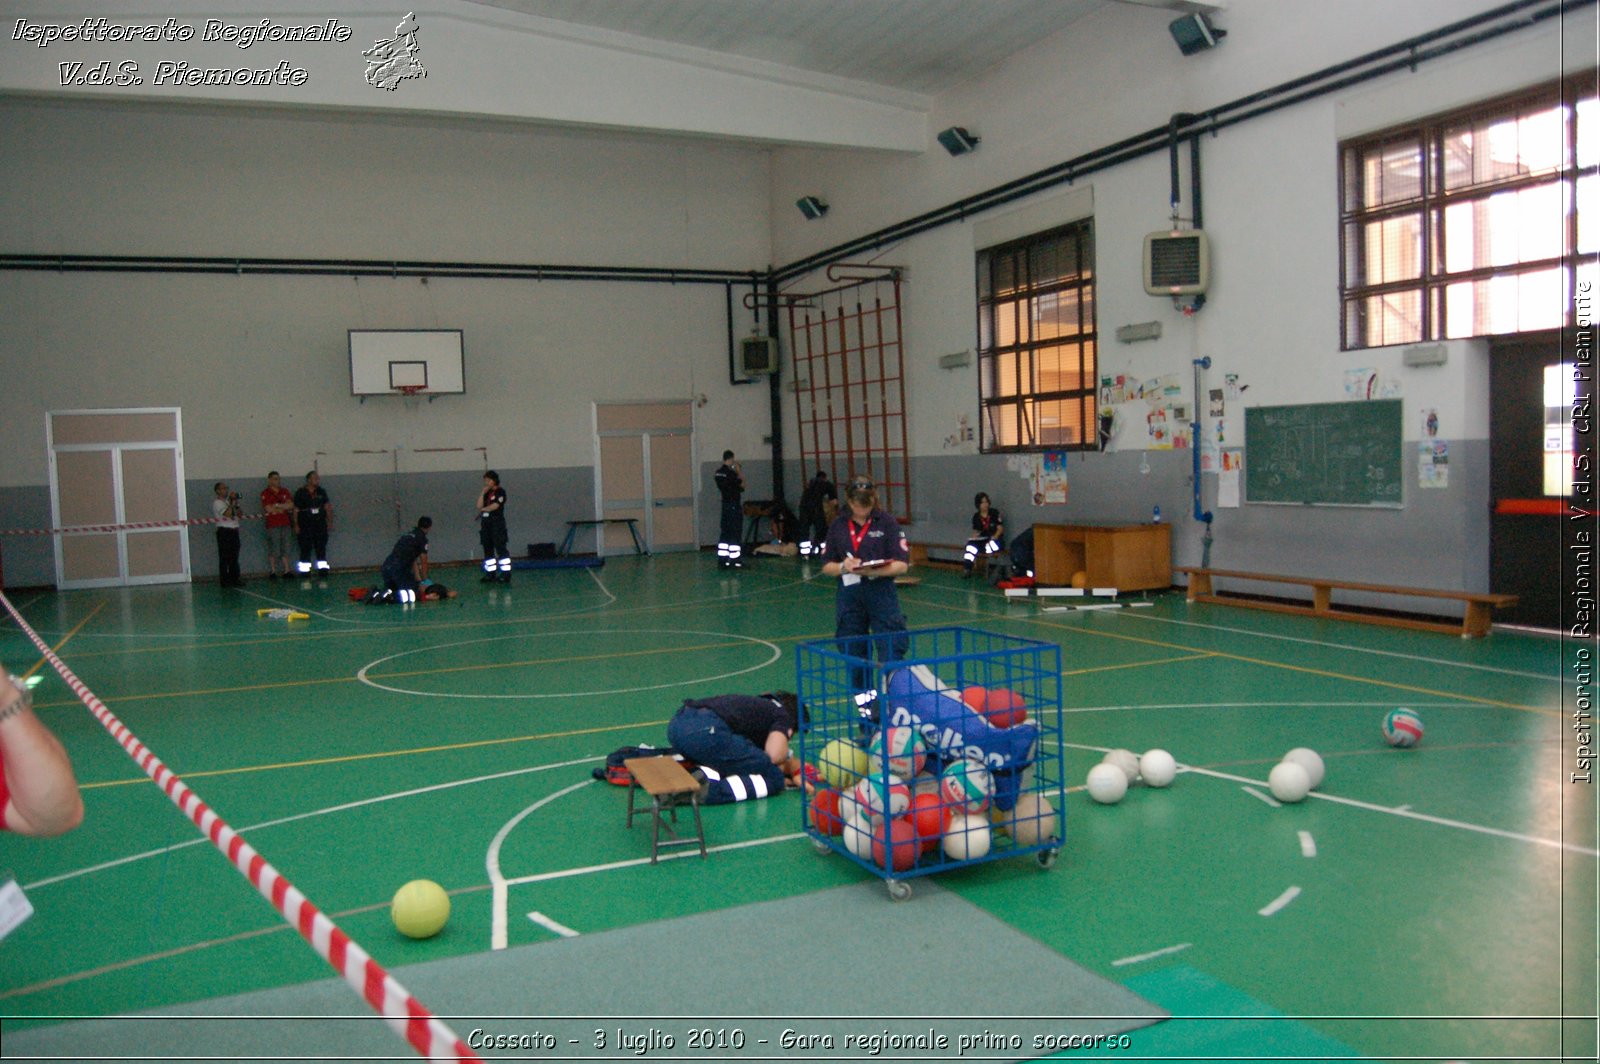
[0,673,83,837]
[259,471,295,580]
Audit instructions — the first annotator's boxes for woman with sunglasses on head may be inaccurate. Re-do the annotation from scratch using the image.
[820,477,911,712]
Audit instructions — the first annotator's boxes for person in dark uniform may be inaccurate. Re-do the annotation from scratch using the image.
[477,470,510,583]
[292,471,332,576]
[379,516,431,604]
[796,469,837,558]
[821,477,910,711]
[714,449,744,569]
[667,692,801,804]
[962,492,1005,577]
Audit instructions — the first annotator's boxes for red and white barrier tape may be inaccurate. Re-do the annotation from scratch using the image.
[0,591,482,1063]
[0,512,267,536]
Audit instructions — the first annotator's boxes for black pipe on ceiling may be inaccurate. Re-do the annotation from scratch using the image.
[773,0,1575,284]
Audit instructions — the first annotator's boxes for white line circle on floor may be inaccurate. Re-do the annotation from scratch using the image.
[356,628,784,699]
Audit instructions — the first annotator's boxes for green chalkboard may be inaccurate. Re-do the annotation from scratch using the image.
[1244,399,1404,507]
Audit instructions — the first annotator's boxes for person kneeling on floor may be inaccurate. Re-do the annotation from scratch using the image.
[667,692,802,804]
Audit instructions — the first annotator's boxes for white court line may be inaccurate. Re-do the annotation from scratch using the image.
[585,566,616,607]
[488,780,595,951]
[1111,609,1560,682]
[357,628,783,700]
[1111,942,1192,967]
[503,833,808,888]
[1258,885,1301,917]
[527,911,580,938]
[1241,786,1282,809]
[1186,764,1599,857]
[25,755,600,892]
[1059,699,1484,716]
[1299,831,1318,858]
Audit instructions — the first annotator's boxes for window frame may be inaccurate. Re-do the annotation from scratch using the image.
[975,219,1099,453]
[1338,71,1597,350]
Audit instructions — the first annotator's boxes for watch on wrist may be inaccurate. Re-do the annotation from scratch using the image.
[1,674,32,721]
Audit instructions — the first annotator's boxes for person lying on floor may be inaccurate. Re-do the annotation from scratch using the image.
[666,691,803,804]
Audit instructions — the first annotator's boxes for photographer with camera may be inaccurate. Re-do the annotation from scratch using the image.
[212,481,245,588]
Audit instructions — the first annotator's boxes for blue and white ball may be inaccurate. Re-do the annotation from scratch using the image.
[868,726,927,779]
[1384,708,1424,748]
[940,758,994,814]
[851,773,911,821]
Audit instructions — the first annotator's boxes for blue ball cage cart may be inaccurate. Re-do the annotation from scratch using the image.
[797,626,1065,900]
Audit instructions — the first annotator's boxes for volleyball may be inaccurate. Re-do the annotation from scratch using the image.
[1384,708,1424,748]
[1283,747,1325,788]
[818,738,869,788]
[1007,793,1058,847]
[391,879,450,939]
[940,757,993,814]
[852,772,911,820]
[868,725,927,778]
[942,814,992,861]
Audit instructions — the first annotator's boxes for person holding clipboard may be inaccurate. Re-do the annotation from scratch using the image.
[820,476,911,714]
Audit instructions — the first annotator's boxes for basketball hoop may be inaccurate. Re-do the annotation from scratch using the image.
[396,385,425,398]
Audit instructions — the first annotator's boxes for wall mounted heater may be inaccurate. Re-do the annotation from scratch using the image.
[1143,229,1210,296]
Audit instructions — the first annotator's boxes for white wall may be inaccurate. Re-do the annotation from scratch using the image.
[0,98,775,489]
[765,0,1593,592]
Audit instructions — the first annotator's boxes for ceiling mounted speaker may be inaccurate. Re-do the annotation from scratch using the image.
[937,126,980,156]
[796,195,828,220]
[1169,13,1226,55]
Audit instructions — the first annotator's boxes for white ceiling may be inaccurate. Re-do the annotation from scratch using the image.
[470,0,1126,94]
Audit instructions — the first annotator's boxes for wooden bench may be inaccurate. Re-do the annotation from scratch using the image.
[1176,567,1518,638]
[623,756,706,863]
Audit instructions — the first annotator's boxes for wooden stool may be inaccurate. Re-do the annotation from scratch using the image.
[624,756,707,863]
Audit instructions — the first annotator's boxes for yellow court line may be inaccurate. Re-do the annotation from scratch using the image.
[80,717,671,790]
[1063,651,1217,677]
[50,567,831,662]
[31,633,832,712]
[915,597,1553,716]
[19,601,104,680]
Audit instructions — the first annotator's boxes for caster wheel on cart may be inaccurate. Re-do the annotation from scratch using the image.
[886,880,913,902]
[1037,843,1060,869]
[811,838,832,855]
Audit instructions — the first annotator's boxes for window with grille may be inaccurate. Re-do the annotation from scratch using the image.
[976,220,1098,451]
[1340,73,1598,349]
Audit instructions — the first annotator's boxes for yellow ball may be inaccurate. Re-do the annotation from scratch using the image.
[818,738,869,789]
[391,879,450,939]
[1070,571,1088,589]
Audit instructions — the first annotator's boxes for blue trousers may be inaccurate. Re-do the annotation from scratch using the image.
[836,578,909,699]
[667,706,784,804]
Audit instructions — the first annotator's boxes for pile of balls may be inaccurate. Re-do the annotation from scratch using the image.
[810,712,1058,873]
[1083,708,1425,808]
[1084,747,1175,804]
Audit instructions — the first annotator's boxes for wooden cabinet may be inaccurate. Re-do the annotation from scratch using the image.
[1032,523,1172,591]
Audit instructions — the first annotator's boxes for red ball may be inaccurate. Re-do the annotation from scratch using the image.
[960,686,988,713]
[811,788,844,836]
[983,689,1028,728]
[871,816,920,872]
[908,793,947,853]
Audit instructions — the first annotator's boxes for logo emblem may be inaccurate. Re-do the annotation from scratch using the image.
[364,12,425,91]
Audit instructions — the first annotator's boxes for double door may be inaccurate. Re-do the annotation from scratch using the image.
[594,403,696,555]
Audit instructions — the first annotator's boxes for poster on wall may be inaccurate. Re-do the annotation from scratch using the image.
[1035,451,1069,504]
[1419,440,1449,488]
[1147,407,1173,448]
[1344,367,1379,399]
[1420,408,1440,438]
[1218,450,1243,507]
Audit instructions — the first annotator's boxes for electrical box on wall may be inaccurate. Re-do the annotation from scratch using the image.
[1143,230,1210,296]
[740,336,778,376]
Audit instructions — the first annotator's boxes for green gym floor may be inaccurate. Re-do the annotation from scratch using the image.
[0,554,1593,1062]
